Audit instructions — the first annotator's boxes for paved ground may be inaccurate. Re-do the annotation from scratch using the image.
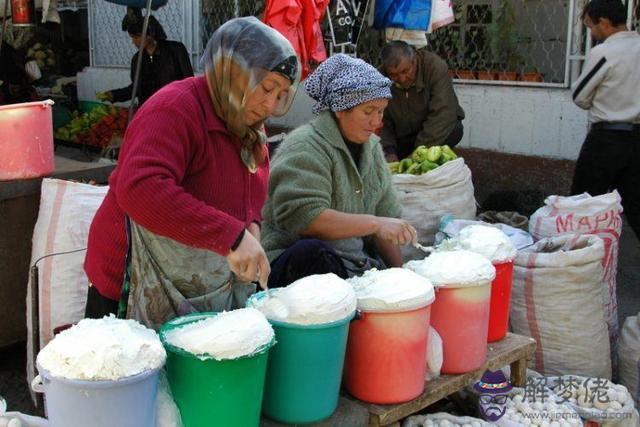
[1,223,638,419]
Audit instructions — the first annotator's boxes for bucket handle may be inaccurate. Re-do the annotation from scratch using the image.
[31,375,45,393]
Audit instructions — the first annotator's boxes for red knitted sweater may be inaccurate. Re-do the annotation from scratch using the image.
[84,76,269,301]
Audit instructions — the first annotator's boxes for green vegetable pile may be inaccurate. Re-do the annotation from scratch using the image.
[388,145,458,175]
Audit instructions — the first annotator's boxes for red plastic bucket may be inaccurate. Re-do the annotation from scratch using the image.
[10,0,35,26]
[0,100,55,180]
[343,305,431,404]
[487,261,514,342]
[431,283,491,374]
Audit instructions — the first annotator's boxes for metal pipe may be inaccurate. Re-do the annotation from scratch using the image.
[627,0,634,30]
[0,0,9,58]
[564,0,577,87]
[127,0,154,124]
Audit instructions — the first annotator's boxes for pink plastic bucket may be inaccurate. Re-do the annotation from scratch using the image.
[431,283,491,374]
[0,100,55,180]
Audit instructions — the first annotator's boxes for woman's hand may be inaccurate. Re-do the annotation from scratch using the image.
[226,231,270,290]
[374,217,417,246]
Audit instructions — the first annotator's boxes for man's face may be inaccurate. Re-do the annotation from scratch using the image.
[479,393,508,422]
[386,56,418,89]
[583,15,608,42]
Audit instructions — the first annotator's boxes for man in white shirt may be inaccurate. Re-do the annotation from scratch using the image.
[571,0,640,239]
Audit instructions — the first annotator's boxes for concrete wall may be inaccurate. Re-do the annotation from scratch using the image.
[269,83,589,160]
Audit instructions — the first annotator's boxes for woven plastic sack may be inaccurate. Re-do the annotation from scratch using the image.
[511,234,612,379]
[393,158,476,261]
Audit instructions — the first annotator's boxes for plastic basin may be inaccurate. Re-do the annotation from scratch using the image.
[160,312,274,427]
[488,261,514,342]
[0,100,54,180]
[33,364,161,427]
[431,283,491,374]
[247,292,354,424]
[344,304,432,403]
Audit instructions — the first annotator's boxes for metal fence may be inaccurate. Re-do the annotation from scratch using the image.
[89,0,638,86]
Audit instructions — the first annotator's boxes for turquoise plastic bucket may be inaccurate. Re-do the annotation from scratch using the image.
[247,292,355,424]
[160,312,275,427]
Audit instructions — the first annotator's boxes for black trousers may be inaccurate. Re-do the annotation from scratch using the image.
[268,239,348,288]
[84,285,119,319]
[571,128,640,239]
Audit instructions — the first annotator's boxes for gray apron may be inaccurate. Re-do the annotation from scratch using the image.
[121,220,255,330]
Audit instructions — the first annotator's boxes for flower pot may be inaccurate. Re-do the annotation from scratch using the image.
[497,71,518,81]
[477,71,497,80]
[455,70,476,80]
[521,72,544,82]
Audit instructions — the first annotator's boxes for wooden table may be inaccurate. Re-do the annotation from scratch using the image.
[261,333,537,427]
[351,333,537,427]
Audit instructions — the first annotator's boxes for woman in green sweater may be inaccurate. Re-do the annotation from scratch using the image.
[262,54,417,287]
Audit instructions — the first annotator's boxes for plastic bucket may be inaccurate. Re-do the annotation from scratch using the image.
[0,100,55,180]
[344,304,432,403]
[431,283,491,374]
[488,261,514,342]
[247,292,354,424]
[159,312,273,427]
[32,364,161,427]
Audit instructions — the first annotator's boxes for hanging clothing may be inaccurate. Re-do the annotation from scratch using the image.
[384,28,429,48]
[263,0,329,79]
[374,0,432,31]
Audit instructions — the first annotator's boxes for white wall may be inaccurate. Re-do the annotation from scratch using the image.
[269,84,589,161]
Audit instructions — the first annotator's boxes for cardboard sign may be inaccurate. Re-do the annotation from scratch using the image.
[327,0,370,46]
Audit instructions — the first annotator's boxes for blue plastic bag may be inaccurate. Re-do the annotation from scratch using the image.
[373,0,432,31]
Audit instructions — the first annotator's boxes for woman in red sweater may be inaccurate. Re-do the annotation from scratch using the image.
[83,17,299,329]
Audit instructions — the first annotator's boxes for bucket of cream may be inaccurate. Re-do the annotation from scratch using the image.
[247,273,357,424]
[160,308,275,427]
[34,316,166,427]
[344,268,435,403]
[405,250,496,374]
[457,225,517,342]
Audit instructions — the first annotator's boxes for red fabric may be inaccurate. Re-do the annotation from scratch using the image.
[84,76,269,301]
[263,0,329,79]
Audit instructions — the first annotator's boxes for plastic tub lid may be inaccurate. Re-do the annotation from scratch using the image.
[347,268,435,312]
[404,250,496,288]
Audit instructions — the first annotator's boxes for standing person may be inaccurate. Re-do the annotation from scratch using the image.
[96,8,193,107]
[262,54,418,288]
[571,0,640,239]
[379,41,465,161]
[83,17,299,329]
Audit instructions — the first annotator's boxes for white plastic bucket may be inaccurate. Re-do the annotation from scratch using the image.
[32,364,161,427]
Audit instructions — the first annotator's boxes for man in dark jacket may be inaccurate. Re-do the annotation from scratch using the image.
[379,41,465,161]
[97,8,193,106]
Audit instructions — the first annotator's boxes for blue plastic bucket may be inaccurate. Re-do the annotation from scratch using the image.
[247,292,355,424]
[33,364,161,427]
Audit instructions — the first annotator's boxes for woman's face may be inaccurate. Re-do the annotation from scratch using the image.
[335,98,389,144]
[243,72,292,126]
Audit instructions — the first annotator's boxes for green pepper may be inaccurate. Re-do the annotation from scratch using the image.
[441,145,458,160]
[420,160,439,173]
[406,162,421,175]
[411,145,429,163]
[399,158,413,174]
[426,146,442,163]
[388,161,400,174]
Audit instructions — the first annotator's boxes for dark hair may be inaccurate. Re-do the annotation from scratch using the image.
[121,7,167,40]
[381,41,415,71]
[582,0,627,26]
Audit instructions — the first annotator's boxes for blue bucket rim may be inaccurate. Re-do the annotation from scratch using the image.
[246,291,356,330]
[36,363,161,388]
[159,312,276,361]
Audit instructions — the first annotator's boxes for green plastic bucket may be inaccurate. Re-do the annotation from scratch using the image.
[247,292,355,424]
[159,312,274,427]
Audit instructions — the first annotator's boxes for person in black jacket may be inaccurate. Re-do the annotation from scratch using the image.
[97,8,193,106]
